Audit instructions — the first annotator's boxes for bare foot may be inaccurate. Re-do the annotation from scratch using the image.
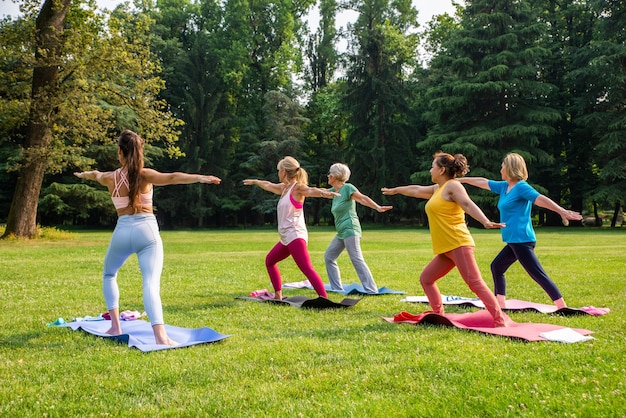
[155,337,180,346]
[152,324,179,346]
[105,326,122,336]
[494,313,512,328]
[273,290,283,300]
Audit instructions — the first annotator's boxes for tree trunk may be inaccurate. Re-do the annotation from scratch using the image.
[610,201,621,228]
[2,0,71,239]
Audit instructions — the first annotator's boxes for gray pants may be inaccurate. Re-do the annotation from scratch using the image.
[324,235,378,293]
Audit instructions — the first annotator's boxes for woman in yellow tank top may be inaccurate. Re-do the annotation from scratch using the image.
[382,152,508,327]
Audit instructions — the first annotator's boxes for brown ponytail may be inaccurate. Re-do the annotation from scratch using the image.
[118,130,145,213]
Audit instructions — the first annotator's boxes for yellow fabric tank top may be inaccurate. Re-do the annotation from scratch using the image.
[425,180,474,254]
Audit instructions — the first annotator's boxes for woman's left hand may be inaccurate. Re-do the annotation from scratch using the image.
[484,221,506,229]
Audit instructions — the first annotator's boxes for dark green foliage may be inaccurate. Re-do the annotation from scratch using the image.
[1,0,624,230]
[423,0,559,177]
[341,0,420,222]
[38,182,115,226]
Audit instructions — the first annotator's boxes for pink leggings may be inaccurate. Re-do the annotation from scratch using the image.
[420,246,506,327]
[266,239,328,298]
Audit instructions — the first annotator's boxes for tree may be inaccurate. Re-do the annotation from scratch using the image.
[0,1,182,238]
[302,0,342,223]
[535,0,597,225]
[342,0,420,218]
[147,0,231,227]
[421,0,562,219]
[2,0,72,239]
[568,0,626,227]
[220,0,314,225]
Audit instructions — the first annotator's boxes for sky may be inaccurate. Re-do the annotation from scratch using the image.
[0,0,461,27]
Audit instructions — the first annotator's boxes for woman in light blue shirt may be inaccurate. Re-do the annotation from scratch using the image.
[325,163,392,293]
[459,153,582,309]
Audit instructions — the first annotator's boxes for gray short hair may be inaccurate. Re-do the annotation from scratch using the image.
[329,163,350,182]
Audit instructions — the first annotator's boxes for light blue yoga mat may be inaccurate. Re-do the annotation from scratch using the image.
[61,320,231,352]
[283,280,406,295]
[330,283,406,295]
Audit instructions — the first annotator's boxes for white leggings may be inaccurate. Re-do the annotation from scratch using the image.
[102,214,164,326]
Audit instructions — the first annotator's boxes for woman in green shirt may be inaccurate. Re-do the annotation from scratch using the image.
[325,163,392,293]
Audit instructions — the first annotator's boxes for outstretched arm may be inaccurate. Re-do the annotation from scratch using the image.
[448,181,504,229]
[534,195,583,226]
[142,168,221,186]
[381,184,437,200]
[351,190,392,213]
[457,177,490,190]
[74,170,107,186]
[243,179,284,195]
[294,184,340,199]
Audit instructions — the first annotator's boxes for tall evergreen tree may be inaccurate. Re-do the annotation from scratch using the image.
[342,0,419,217]
[567,0,626,226]
[537,0,597,225]
[421,0,562,217]
[148,0,230,227]
[302,0,342,223]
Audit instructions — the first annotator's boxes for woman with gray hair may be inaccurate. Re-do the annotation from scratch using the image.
[325,163,392,293]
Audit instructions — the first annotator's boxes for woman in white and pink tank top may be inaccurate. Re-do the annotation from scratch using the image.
[74,130,221,345]
[244,156,338,300]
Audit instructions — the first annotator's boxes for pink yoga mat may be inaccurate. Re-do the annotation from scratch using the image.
[384,310,594,342]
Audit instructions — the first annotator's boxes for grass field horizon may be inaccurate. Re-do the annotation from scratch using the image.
[1,227,624,417]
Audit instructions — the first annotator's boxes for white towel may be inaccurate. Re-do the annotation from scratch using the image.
[539,328,595,343]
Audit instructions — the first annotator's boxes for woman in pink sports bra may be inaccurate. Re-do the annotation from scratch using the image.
[74,130,221,346]
[243,156,339,300]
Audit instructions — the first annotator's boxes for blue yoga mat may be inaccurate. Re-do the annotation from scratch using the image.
[283,280,406,295]
[328,283,406,295]
[61,320,231,352]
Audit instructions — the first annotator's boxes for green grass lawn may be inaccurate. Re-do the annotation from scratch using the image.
[1,227,624,417]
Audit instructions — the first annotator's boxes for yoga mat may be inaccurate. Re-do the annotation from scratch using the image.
[283,280,406,295]
[238,294,360,309]
[400,295,609,316]
[61,320,231,352]
[383,310,594,342]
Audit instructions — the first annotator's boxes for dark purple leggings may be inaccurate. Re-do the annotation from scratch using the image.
[491,242,563,301]
[266,238,328,298]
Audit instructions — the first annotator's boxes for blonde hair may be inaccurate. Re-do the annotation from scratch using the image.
[502,153,528,181]
[328,163,350,182]
[278,156,308,185]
